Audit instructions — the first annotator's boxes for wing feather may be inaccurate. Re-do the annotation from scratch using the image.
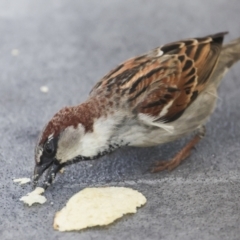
[90,32,227,124]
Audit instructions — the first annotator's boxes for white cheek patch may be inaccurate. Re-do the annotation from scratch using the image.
[56,125,85,163]
[56,114,124,163]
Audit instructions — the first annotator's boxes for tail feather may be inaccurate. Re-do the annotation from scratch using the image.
[211,37,240,87]
[221,37,240,68]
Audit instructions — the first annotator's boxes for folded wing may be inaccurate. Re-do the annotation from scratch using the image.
[91,32,227,123]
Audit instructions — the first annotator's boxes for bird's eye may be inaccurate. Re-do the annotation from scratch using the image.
[44,140,55,156]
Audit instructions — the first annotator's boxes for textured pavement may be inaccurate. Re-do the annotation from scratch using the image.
[0,1,240,239]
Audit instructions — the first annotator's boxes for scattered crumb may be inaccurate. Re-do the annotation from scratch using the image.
[40,86,49,93]
[53,187,147,232]
[59,168,65,174]
[13,178,31,185]
[11,49,20,56]
[20,187,47,206]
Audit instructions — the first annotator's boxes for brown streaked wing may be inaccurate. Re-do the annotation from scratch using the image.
[90,32,227,123]
[90,54,151,94]
[137,32,227,123]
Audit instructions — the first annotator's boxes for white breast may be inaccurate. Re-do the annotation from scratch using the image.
[114,85,218,147]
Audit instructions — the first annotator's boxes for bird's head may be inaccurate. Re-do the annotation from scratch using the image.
[33,104,99,189]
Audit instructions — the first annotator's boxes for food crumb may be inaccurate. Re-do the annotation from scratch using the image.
[53,187,147,232]
[40,86,49,93]
[11,49,20,56]
[13,178,31,185]
[20,187,47,206]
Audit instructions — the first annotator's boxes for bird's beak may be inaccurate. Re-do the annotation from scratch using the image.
[33,161,52,186]
[33,159,62,190]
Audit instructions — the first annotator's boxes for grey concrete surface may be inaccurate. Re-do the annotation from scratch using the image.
[0,0,240,239]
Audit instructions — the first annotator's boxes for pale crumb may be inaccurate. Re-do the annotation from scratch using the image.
[59,168,65,174]
[20,187,47,206]
[53,187,147,232]
[40,86,49,93]
[11,49,20,56]
[13,178,31,185]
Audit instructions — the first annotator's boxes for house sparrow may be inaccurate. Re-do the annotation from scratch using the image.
[33,32,240,189]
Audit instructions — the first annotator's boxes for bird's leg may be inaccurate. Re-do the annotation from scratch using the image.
[151,126,206,173]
